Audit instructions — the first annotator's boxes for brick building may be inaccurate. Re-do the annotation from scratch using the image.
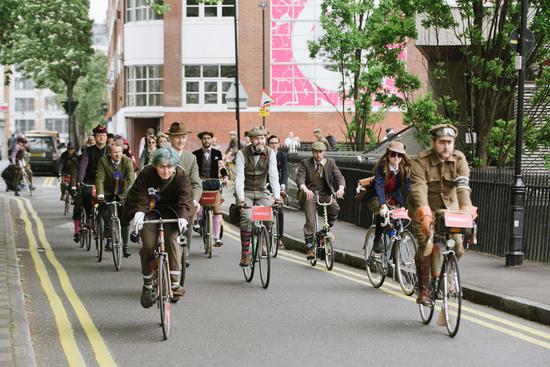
[106,0,427,152]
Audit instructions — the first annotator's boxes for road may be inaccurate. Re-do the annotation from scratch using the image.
[6,176,550,366]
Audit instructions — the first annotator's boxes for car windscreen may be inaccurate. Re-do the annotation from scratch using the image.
[27,136,55,151]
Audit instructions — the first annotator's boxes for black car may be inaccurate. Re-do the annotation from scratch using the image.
[26,134,59,175]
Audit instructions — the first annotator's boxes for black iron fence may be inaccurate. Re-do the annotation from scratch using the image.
[287,153,550,263]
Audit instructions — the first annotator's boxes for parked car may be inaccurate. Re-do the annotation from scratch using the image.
[25,132,59,175]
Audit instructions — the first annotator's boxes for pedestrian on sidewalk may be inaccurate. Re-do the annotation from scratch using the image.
[296,141,345,260]
[361,141,411,254]
[140,136,157,168]
[267,135,288,249]
[313,128,330,149]
[138,128,156,157]
[284,131,300,153]
[407,123,477,305]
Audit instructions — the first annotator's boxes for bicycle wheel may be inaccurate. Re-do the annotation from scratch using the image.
[158,254,171,340]
[418,273,435,324]
[79,210,87,248]
[309,234,317,267]
[85,215,92,251]
[364,226,385,288]
[179,245,187,287]
[395,230,418,296]
[270,212,279,258]
[96,217,104,262]
[242,231,256,282]
[324,234,334,271]
[64,190,70,216]
[207,210,213,258]
[257,226,271,289]
[112,217,122,271]
[442,254,461,337]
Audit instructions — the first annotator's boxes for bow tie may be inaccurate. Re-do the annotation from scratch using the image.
[253,151,265,156]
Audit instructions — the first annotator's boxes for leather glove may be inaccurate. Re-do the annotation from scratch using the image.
[133,212,146,233]
[70,187,77,196]
[416,205,433,236]
[97,194,105,202]
[178,218,188,234]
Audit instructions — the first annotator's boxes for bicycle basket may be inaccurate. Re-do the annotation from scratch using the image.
[251,206,272,221]
[200,191,219,207]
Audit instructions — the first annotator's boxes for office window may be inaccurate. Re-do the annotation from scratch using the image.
[183,64,235,105]
[184,0,234,18]
[126,65,164,106]
[15,119,35,133]
[15,98,35,112]
[45,118,69,134]
[126,0,163,22]
[44,96,60,111]
[15,77,35,90]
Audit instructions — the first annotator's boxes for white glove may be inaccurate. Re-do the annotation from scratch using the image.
[356,184,365,194]
[97,194,105,201]
[133,212,146,233]
[178,218,188,234]
[379,205,389,218]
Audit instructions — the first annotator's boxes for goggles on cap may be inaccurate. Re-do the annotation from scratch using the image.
[434,127,457,138]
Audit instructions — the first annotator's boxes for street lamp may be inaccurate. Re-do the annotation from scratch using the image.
[233,0,241,149]
[259,0,268,129]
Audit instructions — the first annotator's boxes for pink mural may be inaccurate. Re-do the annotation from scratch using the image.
[271,0,407,108]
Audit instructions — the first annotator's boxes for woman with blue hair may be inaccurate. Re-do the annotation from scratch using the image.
[124,147,194,308]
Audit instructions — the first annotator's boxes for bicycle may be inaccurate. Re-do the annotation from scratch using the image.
[103,197,123,271]
[19,167,32,197]
[242,205,273,289]
[198,180,224,259]
[364,208,418,295]
[269,204,281,258]
[418,210,476,337]
[81,184,103,261]
[308,193,335,271]
[133,212,186,340]
[61,175,71,215]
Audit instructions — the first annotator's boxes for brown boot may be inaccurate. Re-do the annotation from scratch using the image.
[239,253,251,267]
[306,249,315,260]
[416,256,431,305]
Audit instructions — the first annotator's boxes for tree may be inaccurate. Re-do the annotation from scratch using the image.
[414,0,550,165]
[2,0,94,147]
[308,0,420,151]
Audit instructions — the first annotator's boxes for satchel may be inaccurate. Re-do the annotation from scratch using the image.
[354,176,375,203]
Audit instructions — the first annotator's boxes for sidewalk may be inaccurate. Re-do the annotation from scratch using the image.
[0,194,37,366]
[221,189,550,325]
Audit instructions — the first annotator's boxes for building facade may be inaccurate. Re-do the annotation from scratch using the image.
[106,0,428,152]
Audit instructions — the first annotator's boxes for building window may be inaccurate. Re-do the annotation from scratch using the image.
[15,77,35,91]
[45,118,69,134]
[15,119,35,133]
[15,98,35,112]
[184,0,235,18]
[183,64,235,105]
[125,0,163,23]
[126,65,164,107]
[44,96,60,111]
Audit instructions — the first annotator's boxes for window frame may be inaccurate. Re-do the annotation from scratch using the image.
[126,65,164,107]
[183,64,235,107]
[125,0,164,23]
[15,98,35,112]
[184,0,235,18]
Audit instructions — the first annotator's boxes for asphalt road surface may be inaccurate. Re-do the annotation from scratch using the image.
[7,177,550,367]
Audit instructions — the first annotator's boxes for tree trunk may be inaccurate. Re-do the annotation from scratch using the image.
[66,82,79,149]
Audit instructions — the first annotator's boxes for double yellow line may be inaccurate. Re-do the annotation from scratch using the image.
[223,226,550,350]
[43,177,57,187]
[14,197,116,366]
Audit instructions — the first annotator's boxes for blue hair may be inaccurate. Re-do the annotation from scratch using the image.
[151,147,180,167]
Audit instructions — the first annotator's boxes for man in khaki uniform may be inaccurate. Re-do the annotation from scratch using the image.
[407,124,477,305]
[167,122,202,264]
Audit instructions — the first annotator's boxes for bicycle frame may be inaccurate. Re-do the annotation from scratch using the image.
[313,193,333,244]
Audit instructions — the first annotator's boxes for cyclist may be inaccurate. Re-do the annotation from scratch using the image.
[78,124,109,217]
[192,131,228,247]
[124,148,193,307]
[296,141,345,260]
[56,142,78,200]
[267,135,288,249]
[362,141,411,254]
[96,141,136,257]
[407,124,477,305]
[167,122,202,265]
[235,127,282,267]
[10,135,36,196]
[69,153,83,243]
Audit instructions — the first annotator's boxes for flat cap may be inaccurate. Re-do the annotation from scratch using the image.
[311,141,327,151]
[248,127,267,137]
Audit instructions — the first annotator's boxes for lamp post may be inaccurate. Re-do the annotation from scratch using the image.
[506,0,529,266]
[233,0,241,149]
[259,0,268,128]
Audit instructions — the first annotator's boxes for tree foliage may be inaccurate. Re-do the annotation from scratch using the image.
[308,0,419,151]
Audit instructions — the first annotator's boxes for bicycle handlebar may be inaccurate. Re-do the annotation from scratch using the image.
[315,192,334,206]
[141,219,180,224]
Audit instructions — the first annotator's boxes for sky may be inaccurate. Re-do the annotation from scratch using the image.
[89,0,108,23]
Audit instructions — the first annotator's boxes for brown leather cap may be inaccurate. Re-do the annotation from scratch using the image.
[387,141,406,155]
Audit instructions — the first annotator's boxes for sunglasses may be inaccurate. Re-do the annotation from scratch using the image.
[389,151,403,158]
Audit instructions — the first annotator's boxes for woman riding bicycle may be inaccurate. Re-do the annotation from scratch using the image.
[361,141,411,255]
[124,148,194,308]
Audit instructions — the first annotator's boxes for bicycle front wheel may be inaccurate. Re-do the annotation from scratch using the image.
[243,232,256,282]
[364,226,385,288]
[158,254,171,340]
[257,226,271,289]
[112,218,122,271]
[324,235,334,271]
[207,210,213,258]
[96,217,104,262]
[85,215,92,251]
[395,230,418,296]
[442,254,461,337]
[179,245,187,287]
[270,212,279,258]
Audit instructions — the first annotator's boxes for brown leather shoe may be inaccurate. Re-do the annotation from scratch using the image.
[171,285,185,302]
[239,253,251,267]
[306,249,315,260]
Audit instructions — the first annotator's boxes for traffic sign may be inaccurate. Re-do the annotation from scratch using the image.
[226,82,248,110]
[510,28,535,53]
[259,89,273,107]
[259,107,270,117]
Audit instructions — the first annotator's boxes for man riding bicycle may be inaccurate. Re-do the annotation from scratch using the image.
[96,141,136,257]
[57,142,78,200]
[296,141,345,260]
[10,135,36,196]
[124,148,194,308]
[192,130,228,247]
[235,127,282,267]
[407,124,477,305]
[267,135,288,249]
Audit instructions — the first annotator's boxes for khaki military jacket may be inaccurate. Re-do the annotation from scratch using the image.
[408,148,472,217]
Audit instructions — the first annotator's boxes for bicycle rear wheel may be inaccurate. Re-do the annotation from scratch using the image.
[112,218,122,271]
[242,232,256,282]
[207,210,213,258]
[324,235,334,271]
[395,230,418,296]
[96,217,104,262]
[364,226,385,288]
[442,254,461,337]
[258,226,271,289]
[418,273,435,324]
[158,254,171,340]
[85,214,92,251]
[270,212,279,258]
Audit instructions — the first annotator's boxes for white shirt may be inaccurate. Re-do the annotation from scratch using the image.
[235,148,281,202]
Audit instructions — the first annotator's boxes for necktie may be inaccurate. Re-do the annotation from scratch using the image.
[316,163,323,176]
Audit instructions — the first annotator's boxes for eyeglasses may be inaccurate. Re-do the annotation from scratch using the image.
[433,127,457,138]
[148,141,156,145]
[389,151,403,158]
[268,141,279,145]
